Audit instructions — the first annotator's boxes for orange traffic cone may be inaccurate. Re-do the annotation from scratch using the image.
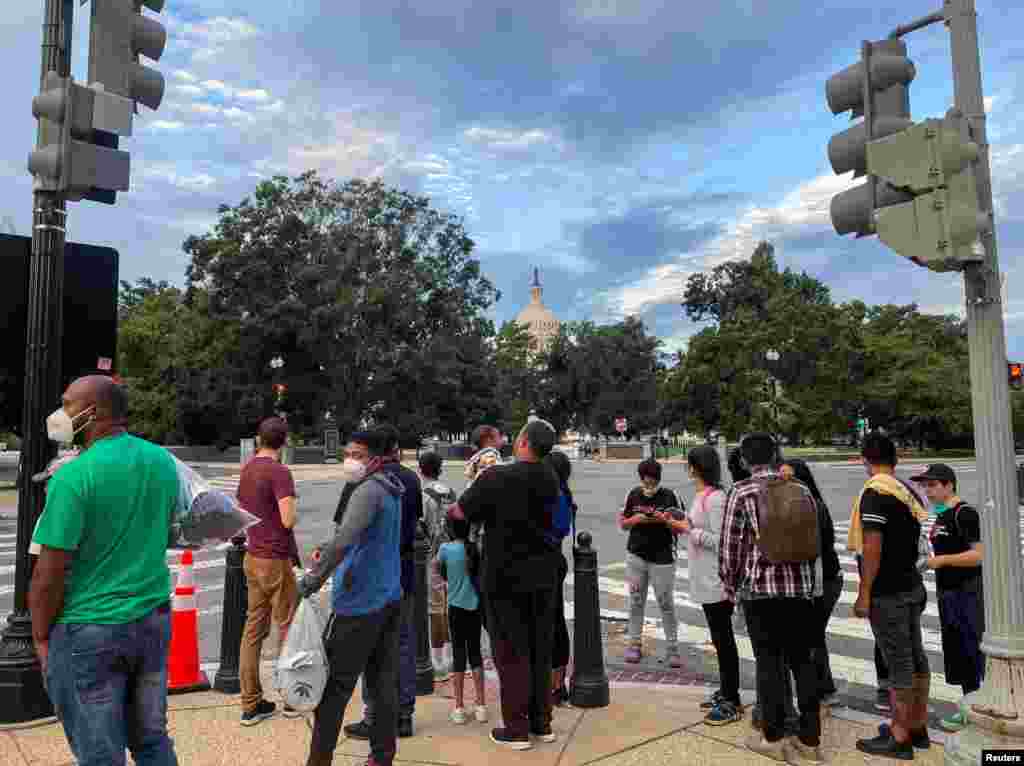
[168,550,211,694]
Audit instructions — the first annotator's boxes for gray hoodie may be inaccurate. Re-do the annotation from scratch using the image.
[298,471,405,614]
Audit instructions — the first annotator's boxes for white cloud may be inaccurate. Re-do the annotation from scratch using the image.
[403,156,451,175]
[281,110,418,182]
[600,171,860,317]
[463,126,558,152]
[138,164,218,192]
[201,80,231,96]
[608,262,695,317]
[172,70,198,82]
[190,103,221,116]
[174,84,205,97]
[222,107,253,121]
[991,143,1024,218]
[708,172,854,263]
[236,89,271,102]
[174,16,260,47]
[148,120,186,131]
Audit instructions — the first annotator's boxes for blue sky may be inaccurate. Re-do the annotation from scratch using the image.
[2,0,1023,356]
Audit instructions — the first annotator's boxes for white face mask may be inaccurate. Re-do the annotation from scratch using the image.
[341,458,368,484]
[46,406,94,444]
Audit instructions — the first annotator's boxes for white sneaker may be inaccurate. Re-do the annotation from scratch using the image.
[474,705,488,723]
[450,707,467,725]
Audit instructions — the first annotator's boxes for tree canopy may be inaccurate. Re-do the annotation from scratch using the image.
[667,240,974,447]
[106,172,985,450]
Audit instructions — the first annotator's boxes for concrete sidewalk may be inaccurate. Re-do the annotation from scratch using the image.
[0,666,949,766]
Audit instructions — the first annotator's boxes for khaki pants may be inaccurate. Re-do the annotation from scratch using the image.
[240,554,298,712]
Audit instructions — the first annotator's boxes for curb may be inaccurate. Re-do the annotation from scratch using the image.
[0,716,58,733]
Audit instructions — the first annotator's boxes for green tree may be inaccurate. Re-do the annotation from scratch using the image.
[494,321,540,436]
[117,279,241,444]
[533,318,660,437]
[860,305,972,448]
[679,240,866,442]
[182,172,498,441]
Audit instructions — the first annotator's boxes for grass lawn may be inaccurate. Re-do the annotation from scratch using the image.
[653,444,979,462]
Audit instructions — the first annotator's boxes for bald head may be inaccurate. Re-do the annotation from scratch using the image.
[63,375,128,444]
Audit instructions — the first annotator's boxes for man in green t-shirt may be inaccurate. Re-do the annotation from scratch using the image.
[29,375,180,766]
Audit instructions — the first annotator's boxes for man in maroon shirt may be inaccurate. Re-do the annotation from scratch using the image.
[237,417,299,726]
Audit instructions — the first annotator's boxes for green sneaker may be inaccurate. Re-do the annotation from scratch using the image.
[940,710,967,732]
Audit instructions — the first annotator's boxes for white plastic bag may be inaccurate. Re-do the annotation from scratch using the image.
[168,455,261,549]
[276,599,328,712]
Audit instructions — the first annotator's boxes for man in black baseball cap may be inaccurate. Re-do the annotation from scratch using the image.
[911,463,984,733]
[910,463,957,486]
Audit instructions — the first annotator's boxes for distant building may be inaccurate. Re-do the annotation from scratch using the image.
[514,268,560,351]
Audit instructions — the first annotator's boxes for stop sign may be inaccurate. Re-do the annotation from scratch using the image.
[615,417,628,433]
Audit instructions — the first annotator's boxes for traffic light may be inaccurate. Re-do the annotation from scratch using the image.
[1009,362,1023,390]
[88,0,167,111]
[866,109,988,271]
[827,39,917,238]
[27,0,168,204]
[27,72,132,202]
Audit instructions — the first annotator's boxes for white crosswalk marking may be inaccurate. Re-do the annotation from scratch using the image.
[571,507,1024,706]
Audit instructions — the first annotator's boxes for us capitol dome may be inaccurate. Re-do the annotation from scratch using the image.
[515,268,560,351]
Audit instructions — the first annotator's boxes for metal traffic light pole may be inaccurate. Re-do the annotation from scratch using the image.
[887,0,1024,758]
[0,0,70,723]
[942,0,1024,757]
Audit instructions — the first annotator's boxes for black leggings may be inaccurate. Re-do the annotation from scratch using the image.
[702,600,741,705]
[448,605,483,673]
[552,553,570,669]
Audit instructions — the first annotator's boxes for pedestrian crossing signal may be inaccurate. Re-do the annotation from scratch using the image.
[1009,362,1023,390]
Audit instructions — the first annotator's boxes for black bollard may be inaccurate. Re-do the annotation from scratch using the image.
[414,524,434,695]
[570,531,610,708]
[213,536,248,694]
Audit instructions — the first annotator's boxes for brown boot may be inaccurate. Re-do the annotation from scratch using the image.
[305,751,333,766]
[890,687,916,744]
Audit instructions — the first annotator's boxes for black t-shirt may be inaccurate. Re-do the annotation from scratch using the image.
[929,501,982,591]
[860,488,923,596]
[458,460,560,594]
[623,486,684,565]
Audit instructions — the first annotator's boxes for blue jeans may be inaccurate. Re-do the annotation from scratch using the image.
[363,591,416,721]
[45,604,178,766]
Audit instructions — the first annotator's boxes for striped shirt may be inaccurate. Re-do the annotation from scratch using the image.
[719,467,817,601]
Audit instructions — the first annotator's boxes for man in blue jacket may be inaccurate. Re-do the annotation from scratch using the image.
[298,428,404,766]
[345,424,423,739]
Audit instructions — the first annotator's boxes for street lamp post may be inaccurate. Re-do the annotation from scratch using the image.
[766,350,781,443]
[0,0,70,725]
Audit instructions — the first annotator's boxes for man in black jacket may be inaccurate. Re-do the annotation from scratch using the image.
[344,425,423,740]
[449,420,561,750]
